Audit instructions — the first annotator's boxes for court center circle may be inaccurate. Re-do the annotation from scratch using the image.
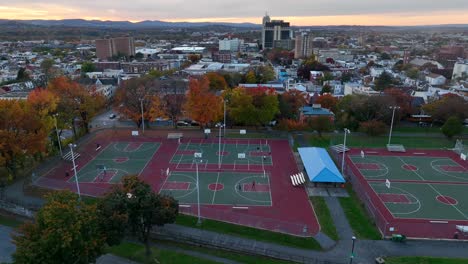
[436,195,458,205]
[208,183,224,191]
[402,164,418,171]
[113,157,129,163]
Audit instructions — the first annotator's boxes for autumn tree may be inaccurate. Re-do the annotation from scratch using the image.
[423,94,468,124]
[384,88,413,116]
[99,176,178,258]
[359,120,387,136]
[226,88,256,125]
[184,77,223,127]
[316,94,338,112]
[13,191,106,264]
[308,116,334,137]
[48,77,104,137]
[114,77,165,129]
[206,72,228,90]
[245,70,257,84]
[256,65,276,83]
[160,82,186,129]
[278,90,307,120]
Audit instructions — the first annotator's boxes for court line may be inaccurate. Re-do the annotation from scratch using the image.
[350,156,389,178]
[430,159,468,181]
[67,143,113,183]
[137,143,161,178]
[397,156,468,220]
[211,172,221,204]
[266,172,273,206]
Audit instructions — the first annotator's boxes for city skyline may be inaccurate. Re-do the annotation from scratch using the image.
[1,0,468,26]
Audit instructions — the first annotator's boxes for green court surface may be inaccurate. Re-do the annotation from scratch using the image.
[171,141,272,166]
[159,171,272,206]
[69,142,159,184]
[370,182,468,220]
[350,155,468,182]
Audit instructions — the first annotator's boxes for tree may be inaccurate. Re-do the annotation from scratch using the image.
[40,58,55,84]
[13,191,105,264]
[16,67,29,81]
[160,81,186,129]
[256,65,275,83]
[380,53,391,60]
[316,94,338,112]
[359,120,387,136]
[135,52,144,60]
[48,77,105,137]
[247,87,280,127]
[206,72,228,90]
[297,60,330,80]
[114,77,165,129]
[384,88,413,116]
[99,176,178,258]
[405,67,419,79]
[441,116,463,139]
[184,77,223,127]
[226,88,256,125]
[423,95,468,124]
[374,71,394,91]
[80,61,95,75]
[245,70,257,84]
[188,54,201,63]
[278,90,307,120]
[308,116,334,137]
[320,84,332,94]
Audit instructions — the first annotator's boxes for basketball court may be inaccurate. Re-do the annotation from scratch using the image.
[345,148,468,239]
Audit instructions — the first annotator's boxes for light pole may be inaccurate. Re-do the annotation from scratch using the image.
[69,143,81,200]
[341,128,350,175]
[195,158,203,225]
[223,99,228,136]
[53,113,63,157]
[216,123,224,169]
[388,106,400,145]
[139,98,145,133]
[349,236,357,264]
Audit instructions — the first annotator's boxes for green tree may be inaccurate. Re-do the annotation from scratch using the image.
[13,191,105,264]
[100,176,178,258]
[308,116,334,137]
[374,71,394,91]
[245,70,257,84]
[321,84,332,94]
[257,65,275,83]
[380,53,391,60]
[81,61,96,75]
[405,67,419,79]
[40,58,55,84]
[16,68,29,81]
[206,72,228,90]
[441,116,463,139]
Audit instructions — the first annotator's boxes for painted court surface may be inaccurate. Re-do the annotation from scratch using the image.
[346,148,468,239]
[36,130,319,237]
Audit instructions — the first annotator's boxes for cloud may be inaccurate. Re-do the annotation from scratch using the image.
[1,0,467,25]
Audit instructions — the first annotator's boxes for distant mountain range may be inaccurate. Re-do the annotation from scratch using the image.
[0,19,261,29]
[0,19,467,30]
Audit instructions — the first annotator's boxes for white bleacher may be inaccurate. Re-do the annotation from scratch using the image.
[331,144,350,153]
[387,144,406,152]
[62,151,80,161]
[168,133,183,139]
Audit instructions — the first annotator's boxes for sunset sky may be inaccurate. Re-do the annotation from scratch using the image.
[1,0,468,26]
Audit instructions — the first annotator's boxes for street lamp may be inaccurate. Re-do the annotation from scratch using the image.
[216,122,225,169]
[341,128,351,175]
[68,143,81,200]
[139,98,145,133]
[349,236,357,264]
[223,99,228,136]
[388,106,400,145]
[195,158,203,225]
[53,113,63,157]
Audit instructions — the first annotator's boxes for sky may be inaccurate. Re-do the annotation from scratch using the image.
[1,0,468,26]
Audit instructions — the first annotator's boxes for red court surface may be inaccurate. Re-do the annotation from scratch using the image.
[35,129,319,237]
[342,148,468,240]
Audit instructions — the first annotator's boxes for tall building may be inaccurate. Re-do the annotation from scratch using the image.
[96,37,135,61]
[261,14,293,49]
[219,38,242,52]
[295,34,314,59]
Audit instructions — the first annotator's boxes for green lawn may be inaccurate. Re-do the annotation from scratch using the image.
[307,134,456,149]
[225,132,285,139]
[175,214,322,250]
[106,242,221,264]
[338,185,381,240]
[0,214,25,228]
[385,257,468,264]
[155,240,293,264]
[310,197,339,240]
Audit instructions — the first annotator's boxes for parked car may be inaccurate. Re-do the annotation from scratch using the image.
[177,121,190,126]
[109,113,116,119]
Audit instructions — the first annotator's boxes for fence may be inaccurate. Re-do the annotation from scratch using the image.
[152,227,345,264]
[178,204,314,237]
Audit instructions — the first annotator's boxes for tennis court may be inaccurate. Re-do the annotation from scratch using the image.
[344,148,468,239]
[68,142,160,184]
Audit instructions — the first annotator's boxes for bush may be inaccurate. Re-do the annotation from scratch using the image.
[359,120,387,136]
[441,116,463,139]
[277,119,308,131]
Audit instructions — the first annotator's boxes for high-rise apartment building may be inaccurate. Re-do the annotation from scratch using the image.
[261,13,293,49]
[96,37,135,61]
[219,38,242,52]
[294,34,314,59]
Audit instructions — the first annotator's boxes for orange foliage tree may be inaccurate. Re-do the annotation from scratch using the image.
[114,77,165,128]
[184,77,222,128]
[315,94,338,112]
[48,77,104,137]
[205,72,228,91]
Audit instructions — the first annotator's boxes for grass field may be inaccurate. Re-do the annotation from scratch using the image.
[385,256,468,264]
[106,242,220,264]
[175,214,322,250]
[310,197,339,240]
[338,185,381,240]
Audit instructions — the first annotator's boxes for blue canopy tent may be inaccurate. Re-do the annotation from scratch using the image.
[298,147,345,183]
